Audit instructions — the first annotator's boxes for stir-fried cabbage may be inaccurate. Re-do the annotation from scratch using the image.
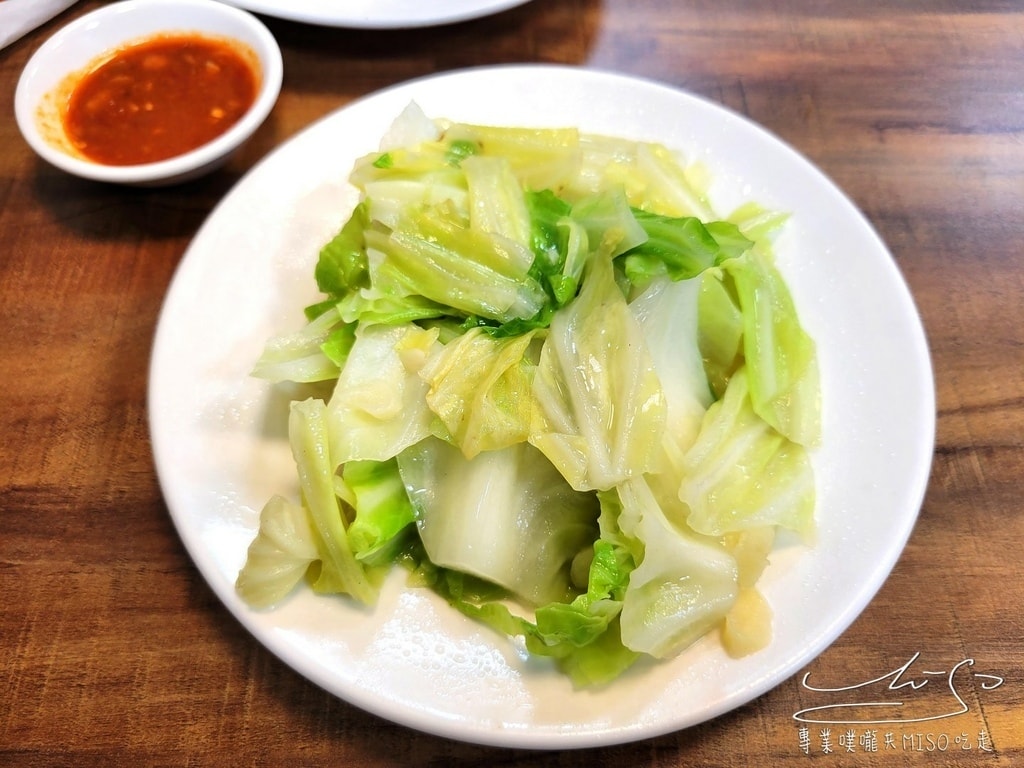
[237,103,821,687]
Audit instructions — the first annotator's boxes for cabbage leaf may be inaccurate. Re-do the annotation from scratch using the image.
[679,367,815,537]
[398,437,599,606]
[419,327,539,458]
[616,477,738,658]
[722,248,820,446]
[326,322,441,464]
[235,495,319,609]
[343,458,417,566]
[290,398,376,604]
[530,251,667,491]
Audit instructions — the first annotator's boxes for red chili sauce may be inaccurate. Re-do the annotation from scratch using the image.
[63,34,259,166]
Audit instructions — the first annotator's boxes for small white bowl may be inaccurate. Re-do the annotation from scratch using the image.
[15,0,283,186]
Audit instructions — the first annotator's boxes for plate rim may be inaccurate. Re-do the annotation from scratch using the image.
[215,0,533,29]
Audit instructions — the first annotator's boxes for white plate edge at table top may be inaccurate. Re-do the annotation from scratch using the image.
[148,64,936,749]
[215,0,532,28]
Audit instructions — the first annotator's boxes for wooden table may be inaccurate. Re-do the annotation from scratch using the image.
[2,1,1022,765]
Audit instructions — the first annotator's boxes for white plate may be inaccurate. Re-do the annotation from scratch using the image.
[215,0,532,28]
[149,65,935,749]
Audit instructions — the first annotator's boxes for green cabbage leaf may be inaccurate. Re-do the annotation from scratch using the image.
[398,437,599,606]
[529,251,667,492]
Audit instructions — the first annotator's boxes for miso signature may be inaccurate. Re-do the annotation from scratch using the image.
[793,652,1004,724]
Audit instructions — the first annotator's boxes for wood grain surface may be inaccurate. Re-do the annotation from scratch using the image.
[2,1,1022,766]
